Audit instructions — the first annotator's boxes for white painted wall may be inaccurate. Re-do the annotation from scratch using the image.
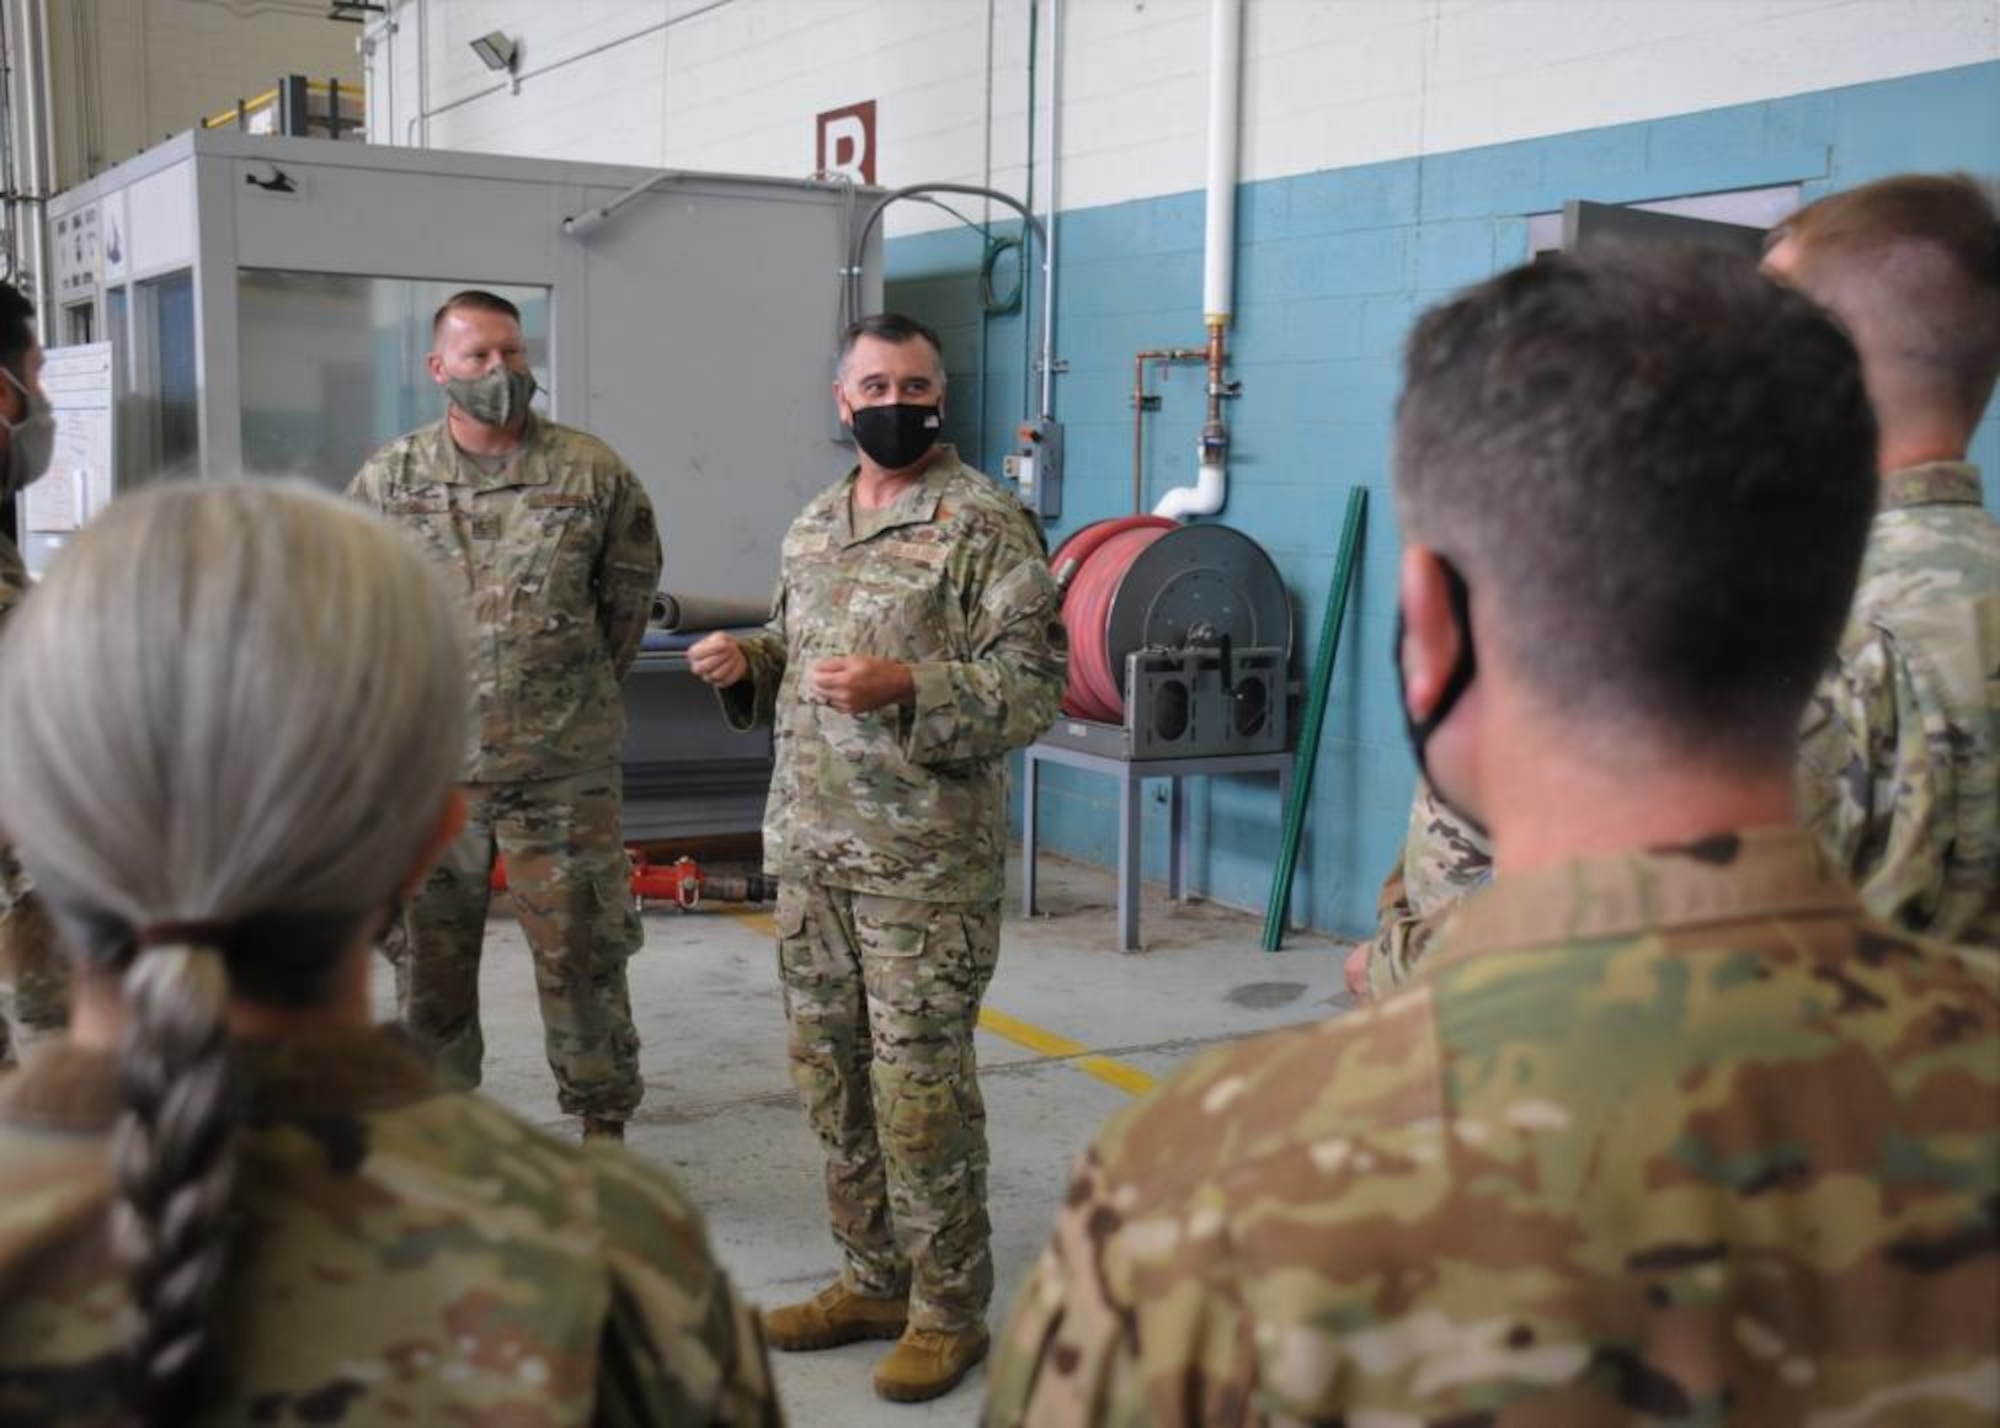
[363,0,1037,220]
[365,0,1999,231]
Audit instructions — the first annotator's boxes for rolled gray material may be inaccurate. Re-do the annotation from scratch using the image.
[650,592,772,632]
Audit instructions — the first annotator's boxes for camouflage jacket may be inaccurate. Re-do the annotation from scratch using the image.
[1362,778,1492,999]
[1797,462,1998,947]
[1363,463,2000,995]
[0,532,24,627]
[987,827,2000,1427]
[720,447,1066,901]
[0,1026,781,1427]
[0,536,30,909]
[349,415,663,785]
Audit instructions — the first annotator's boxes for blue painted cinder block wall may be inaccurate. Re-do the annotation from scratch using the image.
[887,60,2000,941]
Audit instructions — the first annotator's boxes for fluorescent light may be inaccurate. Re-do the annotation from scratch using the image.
[469,32,517,73]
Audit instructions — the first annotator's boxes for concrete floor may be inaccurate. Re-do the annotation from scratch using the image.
[378,852,1357,1426]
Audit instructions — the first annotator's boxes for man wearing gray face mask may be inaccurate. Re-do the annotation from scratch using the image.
[0,278,70,1068]
[348,289,662,1142]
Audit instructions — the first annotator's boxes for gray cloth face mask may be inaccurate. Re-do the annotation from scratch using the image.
[443,365,538,428]
[0,367,55,499]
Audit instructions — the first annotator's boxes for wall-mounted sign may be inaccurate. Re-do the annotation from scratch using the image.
[816,99,876,185]
[52,205,99,297]
[24,342,115,536]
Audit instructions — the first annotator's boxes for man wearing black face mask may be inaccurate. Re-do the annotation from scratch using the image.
[0,279,69,1067]
[1351,173,2000,1004]
[690,313,1066,1403]
[987,246,1998,1427]
[349,289,662,1143]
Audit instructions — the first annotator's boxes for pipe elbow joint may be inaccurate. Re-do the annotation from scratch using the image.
[1152,460,1227,521]
[563,208,611,241]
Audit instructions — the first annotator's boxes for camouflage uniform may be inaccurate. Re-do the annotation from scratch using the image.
[719,446,1065,1332]
[1361,777,1491,1001]
[350,414,662,1119]
[392,768,642,1111]
[0,533,67,1066]
[1797,462,1998,947]
[0,866,65,1065]
[0,1026,782,1425]
[988,827,2000,1426]
[1361,463,2000,998]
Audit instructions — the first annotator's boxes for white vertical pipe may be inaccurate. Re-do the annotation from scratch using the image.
[1154,0,1242,521]
[374,7,396,145]
[1202,0,1241,325]
[1038,0,1062,419]
[27,0,54,327]
[415,0,429,148]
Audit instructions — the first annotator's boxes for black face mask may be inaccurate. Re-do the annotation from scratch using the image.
[1394,556,1485,835]
[850,402,942,472]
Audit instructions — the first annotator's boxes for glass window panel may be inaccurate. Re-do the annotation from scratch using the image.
[236,271,550,489]
[105,286,129,368]
[127,270,198,484]
[104,285,131,488]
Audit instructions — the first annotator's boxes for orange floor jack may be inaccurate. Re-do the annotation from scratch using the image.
[488,851,776,912]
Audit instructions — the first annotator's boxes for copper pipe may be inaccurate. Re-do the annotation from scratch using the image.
[1132,347,1205,514]
[1200,320,1229,470]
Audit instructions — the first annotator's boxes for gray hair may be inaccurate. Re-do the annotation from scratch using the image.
[835,311,947,387]
[0,480,467,1421]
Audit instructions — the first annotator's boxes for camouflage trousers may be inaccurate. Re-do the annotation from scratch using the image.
[390,767,644,1120]
[777,880,1001,1333]
[0,850,68,1067]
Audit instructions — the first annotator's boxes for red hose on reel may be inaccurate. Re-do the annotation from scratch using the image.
[1052,516,1176,721]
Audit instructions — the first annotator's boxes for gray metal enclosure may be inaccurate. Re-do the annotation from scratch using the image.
[43,130,883,837]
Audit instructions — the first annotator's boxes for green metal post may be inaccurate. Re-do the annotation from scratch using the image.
[1262,486,1368,951]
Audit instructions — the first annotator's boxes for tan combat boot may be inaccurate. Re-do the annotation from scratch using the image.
[872,1324,990,1403]
[763,1281,908,1352]
[580,1117,624,1143]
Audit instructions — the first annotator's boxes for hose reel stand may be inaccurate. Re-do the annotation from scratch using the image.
[1048,518,1294,760]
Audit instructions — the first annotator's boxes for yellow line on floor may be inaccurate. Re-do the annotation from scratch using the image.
[973,1005,1085,1060]
[978,1007,1156,1097]
[716,909,1154,1098]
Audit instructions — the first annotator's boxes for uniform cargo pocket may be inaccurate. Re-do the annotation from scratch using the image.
[776,881,810,939]
[516,506,583,596]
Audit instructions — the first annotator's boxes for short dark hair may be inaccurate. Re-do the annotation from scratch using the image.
[837,313,944,375]
[1395,243,1877,765]
[1771,173,2000,425]
[0,280,36,379]
[432,289,522,338]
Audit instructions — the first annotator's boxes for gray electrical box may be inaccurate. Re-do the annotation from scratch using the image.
[1010,415,1063,520]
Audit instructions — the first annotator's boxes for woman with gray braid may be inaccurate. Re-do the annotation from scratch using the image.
[0,483,781,1427]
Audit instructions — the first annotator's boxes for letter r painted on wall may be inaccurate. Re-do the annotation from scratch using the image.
[817,100,877,185]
